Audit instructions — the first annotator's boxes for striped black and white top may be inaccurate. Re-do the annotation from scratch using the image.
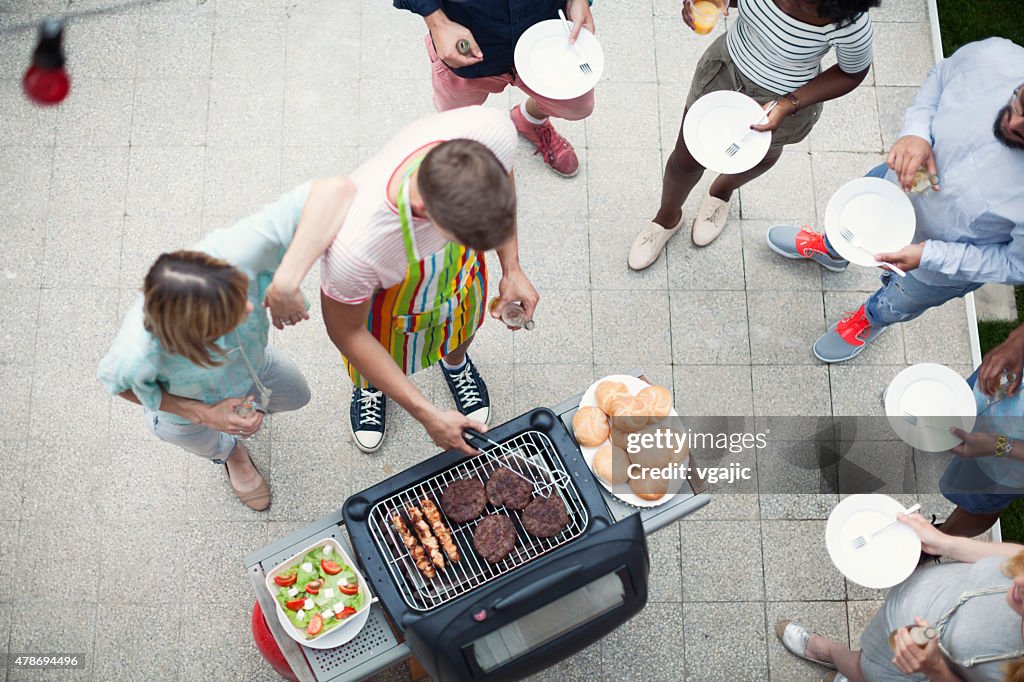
[726,0,874,95]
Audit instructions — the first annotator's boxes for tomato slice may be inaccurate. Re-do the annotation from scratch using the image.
[337,607,356,619]
[321,559,342,575]
[338,583,359,596]
[304,583,320,595]
[275,573,297,587]
[306,614,323,636]
[284,598,305,611]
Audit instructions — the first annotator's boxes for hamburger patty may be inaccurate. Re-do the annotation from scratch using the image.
[485,467,534,511]
[472,515,517,564]
[521,495,569,538]
[440,479,486,523]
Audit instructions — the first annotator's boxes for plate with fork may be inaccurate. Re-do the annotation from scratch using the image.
[682,91,773,174]
[824,177,916,270]
[884,363,977,452]
[826,494,921,589]
[514,19,603,101]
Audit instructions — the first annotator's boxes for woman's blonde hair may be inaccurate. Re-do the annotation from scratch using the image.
[1003,550,1024,682]
[143,251,250,367]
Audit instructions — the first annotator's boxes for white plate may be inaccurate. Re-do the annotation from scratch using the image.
[884,363,977,452]
[577,374,682,508]
[825,494,921,589]
[514,20,603,101]
[265,537,374,649]
[824,177,916,267]
[682,91,772,174]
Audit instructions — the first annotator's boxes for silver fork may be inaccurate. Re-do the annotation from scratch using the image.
[902,412,955,431]
[557,10,592,75]
[724,100,777,157]
[850,503,920,549]
[839,226,907,277]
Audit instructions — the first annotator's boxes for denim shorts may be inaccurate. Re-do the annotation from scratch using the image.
[940,456,1024,514]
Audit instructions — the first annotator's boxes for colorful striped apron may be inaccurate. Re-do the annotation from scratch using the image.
[344,166,488,389]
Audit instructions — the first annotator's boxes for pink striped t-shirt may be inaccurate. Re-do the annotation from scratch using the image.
[320,106,517,304]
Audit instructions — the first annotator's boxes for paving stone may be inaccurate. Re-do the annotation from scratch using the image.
[871,0,930,22]
[666,220,746,291]
[203,145,282,219]
[280,145,360,192]
[763,520,845,601]
[758,440,839,518]
[823,290,906,365]
[747,290,824,365]
[765,601,849,682]
[136,11,213,79]
[93,604,181,681]
[0,146,53,216]
[131,78,209,146]
[654,18,719,84]
[67,10,140,80]
[358,78,436,151]
[0,366,33,442]
[596,11,657,83]
[0,215,44,290]
[99,437,190,522]
[913,448,953,495]
[127,145,206,217]
[514,288,593,365]
[682,601,767,682]
[8,602,97,681]
[97,519,188,604]
[285,12,360,78]
[183,436,274,523]
[587,81,660,150]
[283,77,359,148]
[55,78,134,146]
[50,145,129,216]
[809,86,883,153]
[591,289,672,366]
[517,211,590,289]
[648,523,683,603]
[737,150,815,223]
[0,520,19,601]
[590,215,670,291]
[670,289,749,365]
[872,23,937,87]
[0,78,57,145]
[752,365,832,417]
[120,215,201,289]
[901,297,973,365]
[836,440,917,498]
[179,599,280,682]
[587,147,663,218]
[516,146,589,217]
[604,602,684,682]
[15,521,102,602]
[180,521,267,603]
[875,86,920,150]
[269,439,358,522]
[848,599,886,648]
[359,11,430,82]
[678,520,763,601]
[673,365,754,417]
[211,13,286,81]
[513,364,595,415]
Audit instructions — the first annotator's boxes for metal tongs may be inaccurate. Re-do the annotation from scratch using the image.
[463,428,571,496]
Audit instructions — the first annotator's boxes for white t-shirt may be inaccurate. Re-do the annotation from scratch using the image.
[726,0,873,94]
[321,106,517,304]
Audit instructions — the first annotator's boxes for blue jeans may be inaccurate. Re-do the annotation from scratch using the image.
[831,163,983,328]
[144,345,311,463]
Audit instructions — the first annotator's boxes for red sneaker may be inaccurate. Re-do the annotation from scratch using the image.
[813,304,886,363]
[835,305,872,347]
[510,106,579,177]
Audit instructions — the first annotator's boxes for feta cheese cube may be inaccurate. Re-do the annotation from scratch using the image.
[303,598,314,611]
[296,609,305,620]
[322,544,332,555]
[333,602,345,615]
[301,562,313,573]
[287,587,298,598]
[321,609,333,619]
[323,588,335,600]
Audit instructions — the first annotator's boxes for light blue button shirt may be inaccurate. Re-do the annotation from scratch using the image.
[884,38,1024,287]
[98,182,312,424]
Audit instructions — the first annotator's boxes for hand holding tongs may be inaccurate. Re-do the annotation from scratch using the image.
[463,428,571,495]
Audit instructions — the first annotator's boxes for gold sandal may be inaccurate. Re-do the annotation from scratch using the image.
[225,445,271,511]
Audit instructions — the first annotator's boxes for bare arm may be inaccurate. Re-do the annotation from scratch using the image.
[116,388,263,435]
[320,293,485,455]
[266,176,357,328]
[899,513,1023,563]
[751,65,870,132]
[490,170,540,322]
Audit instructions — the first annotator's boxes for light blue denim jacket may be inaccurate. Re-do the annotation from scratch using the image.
[98,182,312,424]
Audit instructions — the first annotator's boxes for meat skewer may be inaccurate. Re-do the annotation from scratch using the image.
[407,505,445,570]
[391,513,436,579]
[421,498,460,562]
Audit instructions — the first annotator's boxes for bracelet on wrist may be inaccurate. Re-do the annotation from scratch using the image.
[996,434,1014,458]
[781,92,801,111]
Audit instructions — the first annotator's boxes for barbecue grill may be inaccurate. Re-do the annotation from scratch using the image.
[245,371,711,682]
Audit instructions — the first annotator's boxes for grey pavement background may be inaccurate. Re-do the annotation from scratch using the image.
[0,0,975,680]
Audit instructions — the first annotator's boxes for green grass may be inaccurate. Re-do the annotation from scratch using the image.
[935,0,1024,56]
[936,0,1024,543]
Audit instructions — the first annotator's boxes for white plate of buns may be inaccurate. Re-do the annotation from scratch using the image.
[572,375,687,508]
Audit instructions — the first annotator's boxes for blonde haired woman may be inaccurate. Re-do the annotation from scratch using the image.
[99,178,355,510]
[776,513,1024,681]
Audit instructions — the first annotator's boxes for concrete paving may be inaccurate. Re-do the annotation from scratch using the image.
[0,0,976,680]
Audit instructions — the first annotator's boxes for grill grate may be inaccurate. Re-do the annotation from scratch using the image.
[367,430,589,612]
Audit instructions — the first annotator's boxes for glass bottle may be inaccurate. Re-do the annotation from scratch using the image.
[909,167,939,194]
[888,625,937,651]
[489,297,535,330]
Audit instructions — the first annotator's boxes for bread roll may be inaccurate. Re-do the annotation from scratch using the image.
[627,467,669,501]
[610,424,631,451]
[627,424,676,469]
[595,381,629,414]
[609,395,648,433]
[592,444,631,485]
[638,385,673,424]
[572,406,610,447]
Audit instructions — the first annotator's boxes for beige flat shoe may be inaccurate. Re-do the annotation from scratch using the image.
[691,190,730,247]
[628,213,684,271]
[225,445,271,511]
[775,620,836,670]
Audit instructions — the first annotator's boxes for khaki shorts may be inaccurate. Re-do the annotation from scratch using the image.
[686,34,822,148]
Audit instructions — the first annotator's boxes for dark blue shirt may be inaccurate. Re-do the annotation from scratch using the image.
[394,0,564,79]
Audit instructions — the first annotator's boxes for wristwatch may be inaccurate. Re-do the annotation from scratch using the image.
[995,434,1014,458]
[781,92,801,111]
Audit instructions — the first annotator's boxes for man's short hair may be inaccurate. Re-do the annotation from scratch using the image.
[418,139,516,251]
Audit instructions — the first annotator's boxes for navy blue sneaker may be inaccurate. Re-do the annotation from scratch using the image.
[350,386,386,453]
[440,355,491,423]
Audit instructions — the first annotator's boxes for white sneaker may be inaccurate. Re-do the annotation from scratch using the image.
[628,216,682,271]
[691,191,730,246]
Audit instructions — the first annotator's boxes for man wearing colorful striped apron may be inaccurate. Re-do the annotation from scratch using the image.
[319,106,538,454]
